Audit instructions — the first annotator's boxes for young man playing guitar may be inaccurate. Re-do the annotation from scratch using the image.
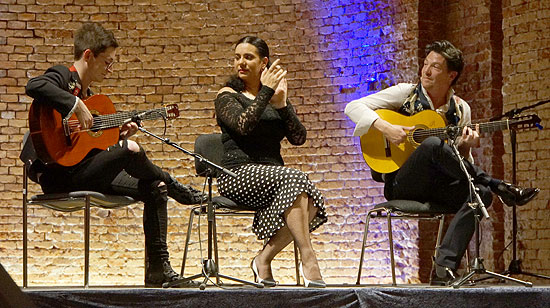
[345,40,539,286]
[21,22,205,287]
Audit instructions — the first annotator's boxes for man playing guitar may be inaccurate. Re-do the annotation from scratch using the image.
[21,22,204,287]
[345,40,539,286]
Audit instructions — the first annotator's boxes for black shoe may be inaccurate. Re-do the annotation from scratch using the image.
[495,182,539,207]
[167,177,207,205]
[145,260,201,288]
[430,262,459,287]
[145,260,181,288]
[145,260,203,288]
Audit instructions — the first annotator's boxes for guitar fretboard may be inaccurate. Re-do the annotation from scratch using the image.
[411,119,517,142]
[88,107,169,131]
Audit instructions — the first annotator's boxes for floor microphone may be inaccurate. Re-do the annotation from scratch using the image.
[122,110,150,126]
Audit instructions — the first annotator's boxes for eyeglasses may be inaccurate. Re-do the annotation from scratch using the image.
[94,53,115,71]
[104,59,115,70]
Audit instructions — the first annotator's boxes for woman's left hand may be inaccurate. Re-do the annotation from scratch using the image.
[120,122,139,139]
[270,77,287,109]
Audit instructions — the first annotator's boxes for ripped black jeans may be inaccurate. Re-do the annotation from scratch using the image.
[38,140,174,263]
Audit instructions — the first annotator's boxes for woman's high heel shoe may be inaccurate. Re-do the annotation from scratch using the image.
[251,258,277,287]
[299,262,326,288]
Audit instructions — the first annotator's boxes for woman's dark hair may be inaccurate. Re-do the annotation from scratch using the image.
[224,36,270,92]
[74,22,119,60]
[425,40,464,86]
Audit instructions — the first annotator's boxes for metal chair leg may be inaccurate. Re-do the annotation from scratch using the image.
[356,209,374,284]
[435,215,445,253]
[21,165,136,288]
[84,196,90,288]
[465,249,471,272]
[23,166,28,288]
[213,210,220,284]
[180,207,198,277]
[429,214,446,283]
[387,210,396,286]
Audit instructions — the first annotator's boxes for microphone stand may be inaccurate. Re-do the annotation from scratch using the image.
[131,116,263,289]
[443,127,532,288]
[490,99,549,280]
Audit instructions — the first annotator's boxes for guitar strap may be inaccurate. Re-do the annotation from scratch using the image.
[398,83,460,126]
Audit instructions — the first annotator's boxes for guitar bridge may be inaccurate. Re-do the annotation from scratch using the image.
[62,118,73,146]
[384,138,391,157]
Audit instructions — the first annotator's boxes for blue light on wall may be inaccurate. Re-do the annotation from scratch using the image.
[309,0,399,130]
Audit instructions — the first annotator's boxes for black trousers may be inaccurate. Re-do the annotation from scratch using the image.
[39,140,173,263]
[385,137,495,270]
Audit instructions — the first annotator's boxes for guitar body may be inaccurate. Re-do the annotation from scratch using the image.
[360,109,446,174]
[29,94,120,166]
[359,109,540,174]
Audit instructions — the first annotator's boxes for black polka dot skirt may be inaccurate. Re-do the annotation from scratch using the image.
[217,164,327,241]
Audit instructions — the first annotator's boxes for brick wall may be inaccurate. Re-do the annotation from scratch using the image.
[502,0,550,284]
[434,0,550,282]
[1,0,548,286]
[445,0,508,273]
[414,0,507,281]
[1,0,418,286]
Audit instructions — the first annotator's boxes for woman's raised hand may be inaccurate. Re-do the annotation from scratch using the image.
[260,59,287,90]
[270,78,287,109]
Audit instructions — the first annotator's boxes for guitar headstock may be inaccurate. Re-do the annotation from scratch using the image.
[164,104,180,119]
[509,114,542,130]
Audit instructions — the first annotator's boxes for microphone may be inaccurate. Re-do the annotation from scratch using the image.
[221,167,238,178]
[445,125,460,141]
[122,110,150,126]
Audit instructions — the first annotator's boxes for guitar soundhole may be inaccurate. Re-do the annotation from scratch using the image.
[91,115,102,132]
[410,126,428,146]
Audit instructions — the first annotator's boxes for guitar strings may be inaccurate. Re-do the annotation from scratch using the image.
[408,120,514,141]
[64,107,167,134]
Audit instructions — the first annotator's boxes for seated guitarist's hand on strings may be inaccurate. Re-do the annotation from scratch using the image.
[373,118,414,145]
[457,124,480,157]
[74,97,94,131]
[119,122,139,140]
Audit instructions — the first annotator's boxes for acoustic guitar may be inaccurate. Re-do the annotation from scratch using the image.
[360,109,541,174]
[29,94,179,166]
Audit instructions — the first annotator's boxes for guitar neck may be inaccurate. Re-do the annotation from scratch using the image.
[468,120,510,134]
[90,107,168,130]
[414,119,513,141]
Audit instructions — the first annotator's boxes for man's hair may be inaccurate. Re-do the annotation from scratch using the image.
[74,22,118,60]
[425,40,464,85]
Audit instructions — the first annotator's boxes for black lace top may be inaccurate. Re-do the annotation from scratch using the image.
[214,85,307,169]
